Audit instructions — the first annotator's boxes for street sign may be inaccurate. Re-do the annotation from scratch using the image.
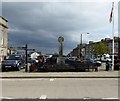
[27,49,35,51]
[9,47,26,50]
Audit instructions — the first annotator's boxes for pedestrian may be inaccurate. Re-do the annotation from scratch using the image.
[106,60,109,71]
[106,60,112,71]
[37,56,44,69]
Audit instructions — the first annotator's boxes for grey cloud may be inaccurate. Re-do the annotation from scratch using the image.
[3,2,101,32]
[2,2,118,54]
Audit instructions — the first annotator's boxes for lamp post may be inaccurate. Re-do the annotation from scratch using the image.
[118,37,120,59]
[79,33,89,59]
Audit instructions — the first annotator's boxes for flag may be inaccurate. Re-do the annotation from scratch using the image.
[109,2,114,23]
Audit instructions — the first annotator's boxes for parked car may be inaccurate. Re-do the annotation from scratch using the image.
[85,58,102,67]
[101,57,112,62]
[1,54,25,71]
[65,57,77,66]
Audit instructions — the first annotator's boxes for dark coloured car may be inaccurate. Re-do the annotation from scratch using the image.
[65,57,77,66]
[1,54,25,72]
[85,58,102,67]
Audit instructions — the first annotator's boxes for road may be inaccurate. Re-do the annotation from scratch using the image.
[1,78,119,99]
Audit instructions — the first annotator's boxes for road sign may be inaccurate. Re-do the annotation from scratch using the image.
[9,47,35,51]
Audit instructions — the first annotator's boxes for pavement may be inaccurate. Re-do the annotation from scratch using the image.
[0,63,120,78]
[0,70,120,78]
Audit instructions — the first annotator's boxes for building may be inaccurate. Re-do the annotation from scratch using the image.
[85,41,94,58]
[67,44,87,57]
[67,44,79,57]
[0,16,8,62]
[68,37,119,58]
[101,37,119,55]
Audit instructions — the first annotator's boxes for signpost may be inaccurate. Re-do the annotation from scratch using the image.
[9,44,35,72]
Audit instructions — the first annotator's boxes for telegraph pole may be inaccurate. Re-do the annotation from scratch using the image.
[118,2,120,59]
[80,34,82,59]
[118,38,120,59]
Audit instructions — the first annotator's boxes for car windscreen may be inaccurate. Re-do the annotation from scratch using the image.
[7,55,22,60]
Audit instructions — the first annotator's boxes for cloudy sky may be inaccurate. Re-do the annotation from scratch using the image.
[2,0,119,55]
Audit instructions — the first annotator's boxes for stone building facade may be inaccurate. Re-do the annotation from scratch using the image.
[68,37,119,58]
[101,37,119,55]
[0,16,8,62]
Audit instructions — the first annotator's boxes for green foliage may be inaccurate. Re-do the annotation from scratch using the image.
[93,41,109,57]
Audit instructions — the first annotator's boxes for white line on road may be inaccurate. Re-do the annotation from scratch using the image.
[54,78,118,81]
[0,78,44,81]
[39,95,47,99]
[0,97,13,99]
[1,78,56,82]
[0,78,118,81]
[102,98,119,99]
[49,78,55,81]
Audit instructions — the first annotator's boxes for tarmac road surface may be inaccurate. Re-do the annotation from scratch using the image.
[1,78,119,99]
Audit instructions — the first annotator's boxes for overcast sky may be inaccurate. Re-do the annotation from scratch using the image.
[2,1,118,55]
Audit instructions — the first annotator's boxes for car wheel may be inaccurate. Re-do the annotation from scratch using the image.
[16,68,20,71]
[15,66,20,71]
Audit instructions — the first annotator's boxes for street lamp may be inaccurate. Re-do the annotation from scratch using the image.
[79,33,89,59]
[118,37,120,59]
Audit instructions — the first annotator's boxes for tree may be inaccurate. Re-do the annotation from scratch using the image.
[93,41,109,57]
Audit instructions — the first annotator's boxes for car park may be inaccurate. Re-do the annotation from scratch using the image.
[1,54,25,72]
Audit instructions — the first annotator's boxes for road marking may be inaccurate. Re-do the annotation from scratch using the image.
[50,78,54,81]
[1,78,56,81]
[0,78,118,81]
[56,78,118,81]
[102,98,118,99]
[83,97,92,99]
[0,97,13,99]
[0,78,44,81]
[40,95,47,99]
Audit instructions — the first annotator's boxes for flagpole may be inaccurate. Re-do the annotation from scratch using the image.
[112,2,114,71]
